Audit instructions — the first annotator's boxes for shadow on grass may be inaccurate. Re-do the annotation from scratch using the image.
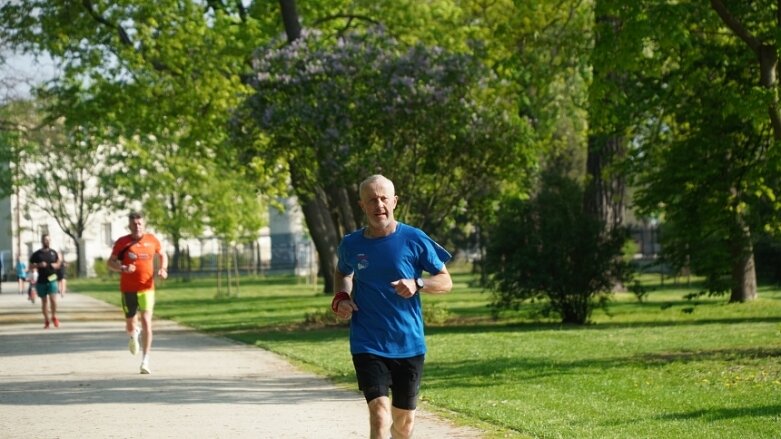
[597,403,781,430]
[654,404,781,421]
[428,315,781,333]
[162,305,781,339]
[419,346,781,390]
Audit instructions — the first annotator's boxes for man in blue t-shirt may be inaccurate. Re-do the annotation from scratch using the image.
[333,174,452,439]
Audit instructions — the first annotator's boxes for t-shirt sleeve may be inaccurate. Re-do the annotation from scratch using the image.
[110,238,122,258]
[336,240,354,276]
[419,232,451,274]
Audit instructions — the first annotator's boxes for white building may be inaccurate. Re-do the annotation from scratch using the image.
[0,190,313,280]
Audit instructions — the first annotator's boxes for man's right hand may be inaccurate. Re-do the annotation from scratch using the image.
[335,299,359,319]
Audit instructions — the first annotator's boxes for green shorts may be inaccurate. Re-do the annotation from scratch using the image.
[35,281,58,298]
[121,290,155,318]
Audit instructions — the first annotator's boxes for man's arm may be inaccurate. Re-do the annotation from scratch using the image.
[156,246,169,279]
[333,269,357,318]
[391,265,452,299]
[419,265,453,294]
[107,252,124,273]
[107,243,134,273]
[334,269,353,296]
[51,251,62,270]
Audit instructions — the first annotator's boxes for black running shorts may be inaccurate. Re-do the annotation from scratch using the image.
[352,353,425,410]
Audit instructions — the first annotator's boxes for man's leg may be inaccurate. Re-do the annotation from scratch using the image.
[138,309,153,373]
[41,294,49,325]
[367,396,393,439]
[125,314,140,356]
[390,406,416,439]
[123,293,138,335]
[49,289,59,326]
[125,315,137,334]
[139,310,153,355]
[122,293,141,356]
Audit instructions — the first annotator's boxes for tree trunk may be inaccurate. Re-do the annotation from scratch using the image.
[583,133,626,231]
[729,215,758,302]
[758,45,781,139]
[171,239,181,272]
[72,237,81,279]
[586,5,628,293]
[586,5,626,232]
[278,0,301,42]
[327,185,357,237]
[298,192,339,294]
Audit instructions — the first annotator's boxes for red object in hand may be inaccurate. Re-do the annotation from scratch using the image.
[331,291,351,313]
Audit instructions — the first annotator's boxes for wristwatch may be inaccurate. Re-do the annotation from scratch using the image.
[415,277,425,292]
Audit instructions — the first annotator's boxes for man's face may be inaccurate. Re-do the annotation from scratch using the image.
[359,179,397,230]
[41,235,50,248]
[129,217,145,238]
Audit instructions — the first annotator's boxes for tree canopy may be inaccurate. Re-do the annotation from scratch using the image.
[2,0,781,308]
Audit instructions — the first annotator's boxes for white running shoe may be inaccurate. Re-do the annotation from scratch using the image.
[140,360,151,374]
[128,329,140,356]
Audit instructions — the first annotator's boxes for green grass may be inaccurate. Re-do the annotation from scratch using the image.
[71,270,781,439]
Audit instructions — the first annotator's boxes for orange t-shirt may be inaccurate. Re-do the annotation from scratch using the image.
[111,233,162,293]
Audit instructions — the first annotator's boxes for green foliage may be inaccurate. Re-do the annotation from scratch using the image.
[656,221,732,296]
[598,1,781,300]
[92,257,109,279]
[303,309,343,326]
[0,1,279,256]
[0,100,44,198]
[485,164,630,324]
[627,279,649,302]
[421,301,452,326]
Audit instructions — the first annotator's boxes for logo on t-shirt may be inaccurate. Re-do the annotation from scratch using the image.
[357,254,369,270]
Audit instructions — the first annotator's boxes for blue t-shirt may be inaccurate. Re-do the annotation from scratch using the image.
[337,222,451,358]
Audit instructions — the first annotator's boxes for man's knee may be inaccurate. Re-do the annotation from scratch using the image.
[391,407,415,438]
[367,396,392,432]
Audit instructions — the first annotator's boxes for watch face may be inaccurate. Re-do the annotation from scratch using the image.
[416,278,424,290]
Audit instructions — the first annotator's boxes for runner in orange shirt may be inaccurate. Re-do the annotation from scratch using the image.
[107,212,168,374]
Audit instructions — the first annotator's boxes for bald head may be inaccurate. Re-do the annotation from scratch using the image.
[359,174,395,198]
[358,174,398,237]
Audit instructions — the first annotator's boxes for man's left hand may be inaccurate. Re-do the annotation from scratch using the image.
[391,279,416,298]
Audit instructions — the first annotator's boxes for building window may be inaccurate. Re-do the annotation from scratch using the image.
[39,225,49,237]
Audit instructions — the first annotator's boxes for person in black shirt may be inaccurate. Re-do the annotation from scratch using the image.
[29,234,62,329]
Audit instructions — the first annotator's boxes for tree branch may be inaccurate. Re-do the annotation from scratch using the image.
[311,13,382,28]
[709,0,761,54]
[81,0,132,47]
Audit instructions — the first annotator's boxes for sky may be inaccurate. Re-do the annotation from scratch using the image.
[0,50,58,101]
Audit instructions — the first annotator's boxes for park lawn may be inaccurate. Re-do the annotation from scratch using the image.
[72,271,781,439]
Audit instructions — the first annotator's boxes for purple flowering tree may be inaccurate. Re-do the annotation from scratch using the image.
[237,26,533,292]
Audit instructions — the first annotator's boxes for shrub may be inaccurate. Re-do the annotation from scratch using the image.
[484,169,630,324]
[423,302,452,325]
[93,257,109,279]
